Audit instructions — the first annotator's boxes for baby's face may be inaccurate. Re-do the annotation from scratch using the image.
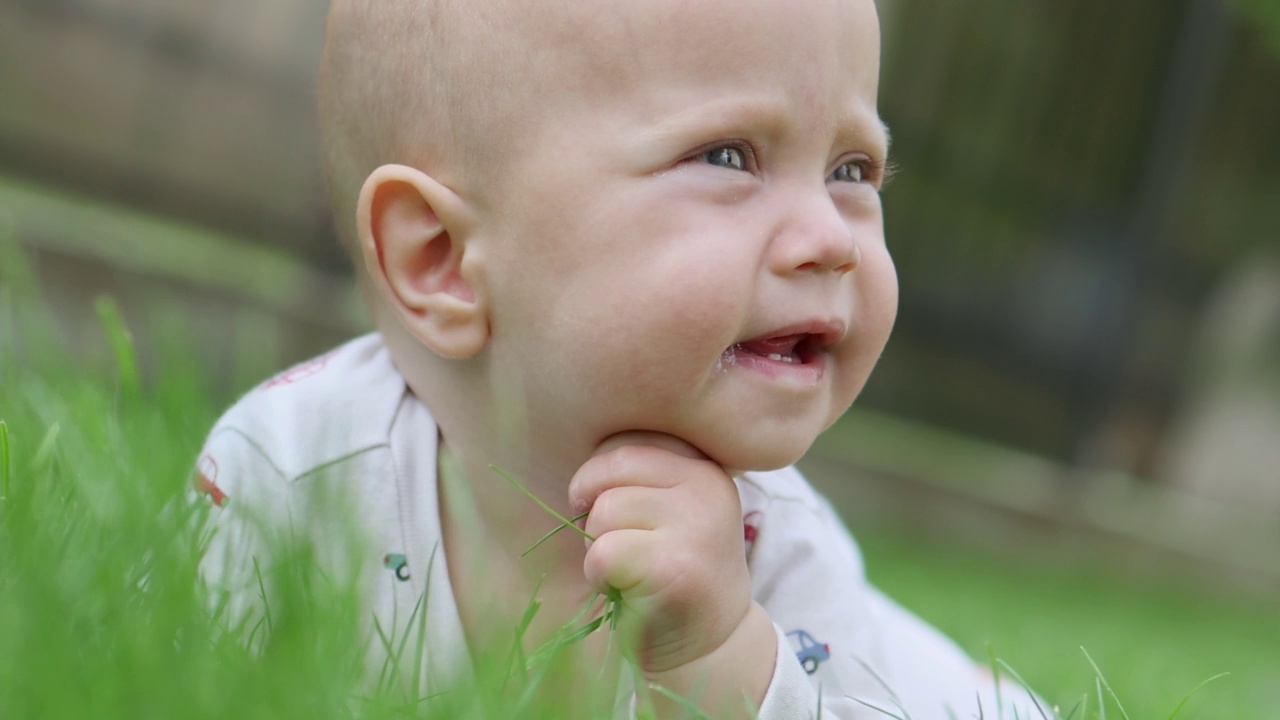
[476,0,895,471]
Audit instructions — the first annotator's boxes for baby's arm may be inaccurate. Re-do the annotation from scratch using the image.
[568,435,777,719]
[743,469,1044,719]
[571,446,1043,719]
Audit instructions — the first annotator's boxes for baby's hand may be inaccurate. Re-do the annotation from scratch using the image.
[568,432,776,714]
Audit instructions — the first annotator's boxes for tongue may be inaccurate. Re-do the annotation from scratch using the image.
[739,335,801,356]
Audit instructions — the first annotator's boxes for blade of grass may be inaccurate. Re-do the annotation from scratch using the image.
[491,464,594,542]
[649,683,712,720]
[504,575,546,685]
[525,593,617,670]
[246,614,267,655]
[853,655,913,720]
[986,643,1003,720]
[534,613,608,659]
[607,588,624,631]
[512,656,556,714]
[996,659,1050,720]
[0,420,10,501]
[522,511,590,558]
[1166,672,1229,720]
[1082,647,1130,720]
[496,463,627,653]
[385,591,427,701]
[0,286,12,357]
[409,544,439,707]
[849,696,908,720]
[32,422,60,468]
[371,615,400,695]
[1095,677,1107,720]
[95,296,141,402]
[252,556,273,637]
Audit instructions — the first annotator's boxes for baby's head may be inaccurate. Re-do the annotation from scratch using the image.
[319,0,897,475]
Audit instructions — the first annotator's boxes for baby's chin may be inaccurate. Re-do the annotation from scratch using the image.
[701,434,817,476]
[690,400,849,474]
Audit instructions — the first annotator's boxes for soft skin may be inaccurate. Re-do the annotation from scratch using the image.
[353,0,894,715]
[481,0,896,477]
[569,431,778,715]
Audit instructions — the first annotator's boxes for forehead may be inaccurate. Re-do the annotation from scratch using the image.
[539,0,881,112]
[503,0,884,155]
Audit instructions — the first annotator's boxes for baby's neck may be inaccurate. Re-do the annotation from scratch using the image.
[437,432,588,560]
[437,435,602,643]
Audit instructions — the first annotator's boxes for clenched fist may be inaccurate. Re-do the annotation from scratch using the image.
[568,431,777,716]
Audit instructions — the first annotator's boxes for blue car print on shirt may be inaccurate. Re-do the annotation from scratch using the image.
[786,629,831,675]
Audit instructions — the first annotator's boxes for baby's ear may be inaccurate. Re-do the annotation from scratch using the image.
[357,164,488,359]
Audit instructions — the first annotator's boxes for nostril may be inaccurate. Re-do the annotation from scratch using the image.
[795,259,856,274]
[838,244,862,274]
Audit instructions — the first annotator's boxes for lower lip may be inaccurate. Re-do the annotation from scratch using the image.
[723,346,827,385]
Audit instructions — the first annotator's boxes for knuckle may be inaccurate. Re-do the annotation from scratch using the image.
[585,531,619,574]
[567,467,600,515]
[603,444,643,480]
[587,531,646,593]
[582,543,610,590]
[583,492,614,538]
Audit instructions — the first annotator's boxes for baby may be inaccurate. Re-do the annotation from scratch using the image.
[196,0,1040,717]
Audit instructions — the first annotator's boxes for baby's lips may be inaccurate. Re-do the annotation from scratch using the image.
[593,430,710,462]
[737,334,803,356]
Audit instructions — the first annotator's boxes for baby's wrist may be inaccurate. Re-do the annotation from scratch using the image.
[641,602,777,720]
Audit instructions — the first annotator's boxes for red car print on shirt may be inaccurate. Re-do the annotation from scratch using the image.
[743,511,762,554]
[194,454,229,508]
[261,351,338,389]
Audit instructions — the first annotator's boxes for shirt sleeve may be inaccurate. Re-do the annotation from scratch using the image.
[753,623,824,718]
[193,425,293,636]
[745,469,1044,719]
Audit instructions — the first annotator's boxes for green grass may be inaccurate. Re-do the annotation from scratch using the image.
[1,276,1271,718]
[0,302,646,719]
[860,530,1278,719]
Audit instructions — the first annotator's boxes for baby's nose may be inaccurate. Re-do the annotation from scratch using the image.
[770,197,860,276]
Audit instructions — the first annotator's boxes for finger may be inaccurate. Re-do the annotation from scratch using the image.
[583,528,656,595]
[582,485,665,539]
[568,444,722,516]
[594,431,710,462]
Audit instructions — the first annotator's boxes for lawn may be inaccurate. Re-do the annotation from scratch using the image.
[1,289,1275,719]
[860,529,1278,718]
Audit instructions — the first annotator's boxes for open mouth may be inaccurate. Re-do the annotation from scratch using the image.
[721,322,844,383]
[729,334,824,366]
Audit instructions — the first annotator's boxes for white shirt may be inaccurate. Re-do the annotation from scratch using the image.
[197,333,1039,719]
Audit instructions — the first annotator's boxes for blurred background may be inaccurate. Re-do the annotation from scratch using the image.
[1,0,1277,713]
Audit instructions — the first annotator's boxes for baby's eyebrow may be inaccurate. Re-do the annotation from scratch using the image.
[638,96,794,144]
[634,97,893,161]
[832,111,892,159]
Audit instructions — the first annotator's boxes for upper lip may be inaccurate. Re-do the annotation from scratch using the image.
[737,319,847,348]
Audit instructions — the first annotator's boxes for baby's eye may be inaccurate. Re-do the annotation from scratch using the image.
[702,146,746,171]
[829,161,865,183]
